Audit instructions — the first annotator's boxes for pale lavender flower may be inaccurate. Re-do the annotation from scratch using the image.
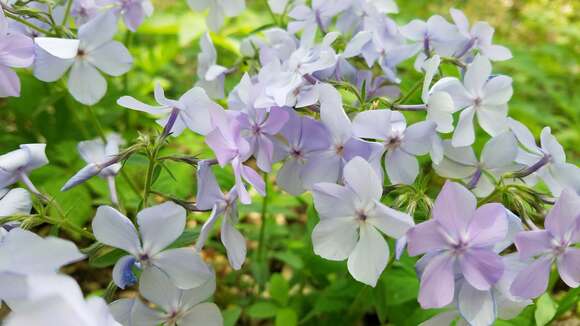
[205,106,265,204]
[118,84,215,136]
[106,0,154,32]
[5,274,120,326]
[92,203,211,289]
[420,55,456,133]
[193,161,245,270]
[432,55,513,146]
[70,0,102,26]
[276,108,331,195]
[287,0,349,42]
[311,157,414,286]
[352,109,439,185]
[0,144,48,195]
[187,0,245,32]
[509,119,580,196]
[0,188,31,217]
[399,15,462,71]
[510,189,580,299]
[450,8,512,61]
[406,181,508,308]
[33,11,133,105]
[336,0,398,35]
[196,33,228,99]
[434,132,520,197]
[0,10,34,97]
[110,268,221,326]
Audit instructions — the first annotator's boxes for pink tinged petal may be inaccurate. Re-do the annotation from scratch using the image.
[221,218,246,270]
[195,162,224,210]
[477,104,509,137]
[137,202,186,255]
[0,66,20,97]
[92,206,140,255]
[241,163,265,195]
[180,302,223,326]
[494,209,525,253]
[352,109,393,140]
[432,181,476,240]
[67,60,107,105]
[540,127,566,163]
[480,132,518,170]
[544,189,580,241]
[255,136,275,172]
[123,3,145,32]
[464,55,491,95]
[457,280,496,326]
[401,121,437,156]
[87,41,132,76]
[418,253,455,308]
[0,34,34,67]
[482,75,513,106]
[385,148,419,185]
[205,129,237,166]
[510,256,552,299]
[194,205,221,253]
[452,106,476,147]
[347,224,389,287]
[368,200,414,239]
[466,203,508,247]
[460,248,504,291]
[179,86,218,136]
[34,37,79,60]
[150,248,210,289]
[343,156,382,203]
[312,183,357,218]
[260,108,289,134]
[78,11,118,51]
[312,217,358,261]
[557,248,580,288]
[406,220,449,256]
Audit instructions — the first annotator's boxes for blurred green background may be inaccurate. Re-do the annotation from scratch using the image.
[0,0,578,325]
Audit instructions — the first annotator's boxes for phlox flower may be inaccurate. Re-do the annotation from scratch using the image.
[510,189,580,299]
[352,109,439,185]
[5,274,120,326]
[33,11,133,105]
[420,55,456,133]
[0,144,48,195]
[406,181,508,308]
[187,0,245,32]
[106,0,154,31]
[0,188,31,217]
[287,0,350,41]
[196,32,228,99]
[193,161,246,270]
[70,0,102,26]
[110,268,222,326]
[205,106,265,204]
[432,55,513,146]
[118,84,215,137]
[336,0,398,34]
[311,157,414,286]
[0,10,34,97]
[434,132,520,197]
[509,118,580,196]
[449,8,512,61]
[92,202,210,289]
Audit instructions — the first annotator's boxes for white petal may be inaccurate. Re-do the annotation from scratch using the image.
[540,127,565,163]
[347,224,389,287]
[150,248,210,289]
[87,41,132,76]
[481,132,518,170]
[33,45,74,82]
[343,31,371,58]
[137,202,185,255]
[0,188,32,217]
[92,205,140,255]
[116,96,170,115]
[67,60,107,105]
[139,267,181,311]
[464,55,491,95]
[312,217,358,261]
[180,302,223,326]
[477,105,508,137]
[34,38,79,59]
[385,149,419,185]
[78,11,118,52]
[482,75,512,106]
[457,280,496,326]
[221,218,246,270]
[312,182,357,218]
[343,156,382,202]
[368,201,414,239]
[452,106,476,147]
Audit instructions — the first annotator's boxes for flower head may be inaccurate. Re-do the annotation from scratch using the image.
[0,10,34,98]
[0,144,48,191]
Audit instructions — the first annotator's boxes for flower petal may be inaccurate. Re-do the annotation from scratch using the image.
[467,203,508,247]
[221,218,246,270]
[418,253,455,308]
[459,248,504,291]
[368,200,414,239]
[432,181,475,238]
[509,256,552,299]
[344,156,382,203]
[557,248,580,288]
[544,188,580,240]
[87,41,132,76]
[457,280,496,326]
[347,224,389,287]
[67,60,107,105]
[464,55,491,94]
[514,230,553,260]
[150,248,210,289]
[312,216,358,261]
[92,206,140,255]
[452,106,476,147]
[180,302,223,326]
[137,202,186,255]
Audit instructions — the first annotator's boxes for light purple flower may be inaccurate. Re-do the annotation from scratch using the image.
[352,109,439,185]
[335,0,398,35]
[420,55,456,133]
[287,0,349,41]
[118,84,215,136]
[406,181,508,308]
[205,106,265,204]
[276,108,331,195]
[92,203,211,290]
[33,11,133,105]
[70,0,102,26]
[107,0,154,32]
[0,11,34,98]
[509,119,580,196]
[193,161,245,270]
[434,132,520,197]
[0,188,32,217]
[187,0,245,32]
[432,55,513,146]
[196,32,228,99]
[510,189,580,299]
[110,268,222,326]
[311,157,414,286]
[450,8,512,61]
[0,144,48,193]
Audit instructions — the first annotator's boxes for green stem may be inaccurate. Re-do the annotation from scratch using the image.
[264,0,278,26]
[142,140,163,208]
[3,10,52,35]
[41,215,95,239]
[87,105,107,142]
[121,170,142,199]
[257,174,270,261]
[103,281,117,303]
[394,79,423,106]
[61,0,73,27]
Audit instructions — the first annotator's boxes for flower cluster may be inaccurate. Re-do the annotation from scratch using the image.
[1,0,579,325]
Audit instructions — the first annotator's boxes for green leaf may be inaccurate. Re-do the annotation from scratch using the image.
[247,301,278,319]
[534,293,558,326]
[275,308,297,326]
[223,305,242,326]
[272,252,304,269]
[268,274,289,306]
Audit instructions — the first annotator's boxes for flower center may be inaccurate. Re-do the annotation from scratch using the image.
[474,97,483,107]
[384,136,402,150]
[77,49,87,58]
[355,209,369,222]
[335,144,344,156]
[451,239,469,256]
[290,147,303,159]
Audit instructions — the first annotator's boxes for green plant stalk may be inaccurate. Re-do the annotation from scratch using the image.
[60,0,74,26]
[142,138,163,208]
[3,10,52,35]
[264,0,279,26]
[257,173,270,262]
[394,78,423,106]
[41,215,95,240]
